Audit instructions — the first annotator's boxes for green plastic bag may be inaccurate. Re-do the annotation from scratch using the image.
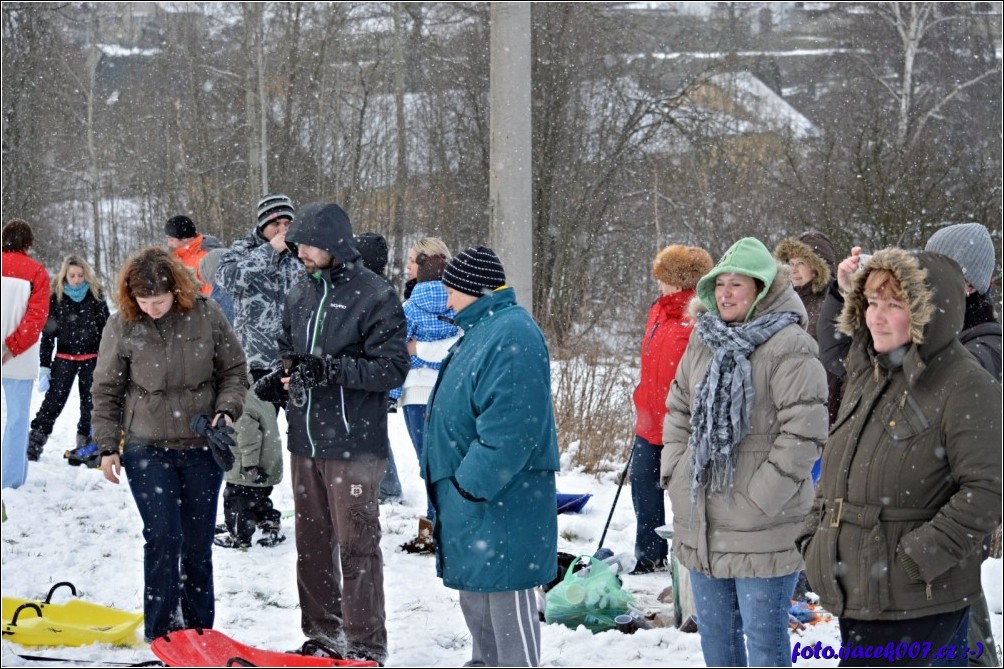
[544,554,634,633]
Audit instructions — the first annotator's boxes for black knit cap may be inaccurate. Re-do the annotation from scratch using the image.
[165,215,197,239]
[355,232,389,276]
[442,246,507,297]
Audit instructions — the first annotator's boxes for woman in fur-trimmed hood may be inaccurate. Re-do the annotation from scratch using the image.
[661,237,829,667]
[798,248,1002,658]
[775,231,843,441]
[773,231,834,339]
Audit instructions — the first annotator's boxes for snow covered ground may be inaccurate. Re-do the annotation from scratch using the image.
[2,383,1001,667]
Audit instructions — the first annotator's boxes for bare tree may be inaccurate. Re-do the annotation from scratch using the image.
[788,2,1003,252]
[1,3,83,263]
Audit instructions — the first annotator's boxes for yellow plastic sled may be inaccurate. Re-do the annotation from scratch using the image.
[2,582,143,647]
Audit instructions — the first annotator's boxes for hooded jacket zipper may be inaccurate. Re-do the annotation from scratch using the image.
[643,321,660,357]
[304,274,330,457]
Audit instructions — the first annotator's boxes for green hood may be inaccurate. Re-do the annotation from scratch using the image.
[697,237,779,322]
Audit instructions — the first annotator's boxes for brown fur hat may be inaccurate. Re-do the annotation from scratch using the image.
[652,245,714,290]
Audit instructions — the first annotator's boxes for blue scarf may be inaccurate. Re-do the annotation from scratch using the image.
[688,310,799,503]
[64,282,90,303]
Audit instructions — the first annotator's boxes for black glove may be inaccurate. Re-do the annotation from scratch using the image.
[253,368,288,404]
[286,354,339,408]
[243,466,268,484]
[387,397,398,413]
[290,353,331,389]
[287,368,309,408]
[190,414,236,471]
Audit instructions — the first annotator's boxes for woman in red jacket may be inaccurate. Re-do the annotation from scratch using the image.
[630,244,712,573]
[2,219,50,490]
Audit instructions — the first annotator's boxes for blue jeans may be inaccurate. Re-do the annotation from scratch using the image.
[839,608,967,668]
[930,606,971,668]
[403,403,433,522]
[690,570,798,667]
[122,445,223,640]
[2,378,34,489]
[629,436,667,566]
[379,439,402,500]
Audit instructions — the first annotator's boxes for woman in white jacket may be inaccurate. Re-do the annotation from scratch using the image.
[398,238,460,554]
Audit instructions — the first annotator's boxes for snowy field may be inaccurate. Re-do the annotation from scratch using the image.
[2,383,1001,667]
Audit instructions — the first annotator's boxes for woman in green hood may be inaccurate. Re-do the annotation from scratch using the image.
[662,237,829,667]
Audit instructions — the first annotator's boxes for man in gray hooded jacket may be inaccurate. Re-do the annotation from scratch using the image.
[261,201,408,664]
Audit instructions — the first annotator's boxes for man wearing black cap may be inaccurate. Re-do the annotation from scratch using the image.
[258,202,408,664]
[216,194,305,390]
[423,246,560,667]
[164,214,222,296]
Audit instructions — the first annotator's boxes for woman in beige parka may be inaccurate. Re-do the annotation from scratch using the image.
[661,237,829,667]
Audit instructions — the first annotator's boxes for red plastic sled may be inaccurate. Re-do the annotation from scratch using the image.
[151,628,377,667]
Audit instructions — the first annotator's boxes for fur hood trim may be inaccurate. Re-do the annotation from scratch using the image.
[774,237,832,294]
[837,248,964,357]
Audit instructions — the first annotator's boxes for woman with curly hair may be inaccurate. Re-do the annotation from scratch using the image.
[92,246,247,641]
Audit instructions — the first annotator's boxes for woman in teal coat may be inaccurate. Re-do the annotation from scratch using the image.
[423,247,560,668]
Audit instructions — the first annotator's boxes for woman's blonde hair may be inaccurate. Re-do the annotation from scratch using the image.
[410,237,451,260]
[52,255,103,302]
[116,247,198,322]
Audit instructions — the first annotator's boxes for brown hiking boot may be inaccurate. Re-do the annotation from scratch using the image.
[399,516,435,554]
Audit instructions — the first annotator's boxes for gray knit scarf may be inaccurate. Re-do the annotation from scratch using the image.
[688,309,799,503]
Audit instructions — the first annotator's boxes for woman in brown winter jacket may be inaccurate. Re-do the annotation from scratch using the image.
[92,247,248,642]
[799,248,1002,667]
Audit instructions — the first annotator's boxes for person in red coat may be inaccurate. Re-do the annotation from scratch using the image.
[2,219,50,490]
[629,244,713,573]
[164,215,222,297]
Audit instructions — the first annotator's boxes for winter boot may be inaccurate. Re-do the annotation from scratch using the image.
[213,533,251,550]
[257,529,287,547]
[257,506,282,534]
[64,443,101,468]
[399,516,435,554]
[256,513,285,547]
[27,430,48,462]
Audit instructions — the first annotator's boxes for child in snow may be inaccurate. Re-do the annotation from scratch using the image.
[214,373,285,549]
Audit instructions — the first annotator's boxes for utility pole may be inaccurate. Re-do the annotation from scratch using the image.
[489,3,533,313]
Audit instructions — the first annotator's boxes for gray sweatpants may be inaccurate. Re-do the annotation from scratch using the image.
[291,454,387,663]
[459,589,541,667]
